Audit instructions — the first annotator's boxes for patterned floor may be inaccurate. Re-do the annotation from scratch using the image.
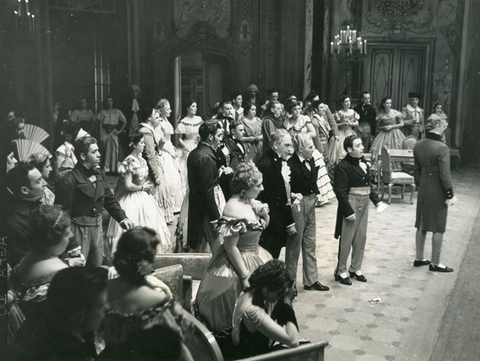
[285,166,480,361]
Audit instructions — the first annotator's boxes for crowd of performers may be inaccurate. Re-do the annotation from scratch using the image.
[4,85,456,360]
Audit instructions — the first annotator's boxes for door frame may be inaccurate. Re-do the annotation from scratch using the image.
[363,38,435,112]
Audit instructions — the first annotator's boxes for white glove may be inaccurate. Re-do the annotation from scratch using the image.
[376,201,388,213]
[445,196,458,207]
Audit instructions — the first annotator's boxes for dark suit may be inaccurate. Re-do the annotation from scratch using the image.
[224,136,246,170]
[187,143,221,252]
[56,163,126,266]
[353,104,377,151]
[333,154,380,275]
[286,153,320,285]
[256,148,294,258]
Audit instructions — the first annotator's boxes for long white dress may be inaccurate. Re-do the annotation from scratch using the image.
[154,119,185,223]
[175,116,203,182]
[106,154,171,257]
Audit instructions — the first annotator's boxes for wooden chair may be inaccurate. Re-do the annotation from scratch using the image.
[444,127,460,170]
[379,146,416,204]
[400,136,417,175]
[182,312,224,361]
[237,341,329,361]
[154,253,211,311]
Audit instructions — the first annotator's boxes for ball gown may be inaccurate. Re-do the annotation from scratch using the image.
[175,116,203,182]
[195,212,273,334]
[106,154,170,256]
[327,109,359,168]
[369,109,406,162]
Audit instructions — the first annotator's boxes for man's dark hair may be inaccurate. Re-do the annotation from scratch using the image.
[199,121,222,141]
[74,136,97,161]
[343,135,361,152]
[361,91,371,97]
[6,162,35,196]
[219,99,233,110]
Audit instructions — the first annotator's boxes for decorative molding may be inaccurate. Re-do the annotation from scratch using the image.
[363,0,434,40]
[438,24,459,50]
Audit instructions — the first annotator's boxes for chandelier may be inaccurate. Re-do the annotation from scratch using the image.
[330,26,366,63]
[13,0,36,31]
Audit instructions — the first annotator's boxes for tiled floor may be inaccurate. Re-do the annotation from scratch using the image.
[285,166,480,360]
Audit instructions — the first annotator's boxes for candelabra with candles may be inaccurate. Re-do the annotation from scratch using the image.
[13,0,36,31]
[330,26,366,64]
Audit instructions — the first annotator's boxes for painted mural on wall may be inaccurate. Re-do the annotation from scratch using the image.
[174,0,231,39]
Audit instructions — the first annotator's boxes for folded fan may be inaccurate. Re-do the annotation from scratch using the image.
[12,139,51,162]
[23,124,49,143]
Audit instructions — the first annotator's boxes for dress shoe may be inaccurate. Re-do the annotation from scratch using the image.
[413,259,431,267]
[349,271,367,282]
[429,264,454,273]
[304,281,329,291]
[334,274,352,285]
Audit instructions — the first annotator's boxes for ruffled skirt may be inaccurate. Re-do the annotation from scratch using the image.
[106,190,171,256]
[176,139,198,182]
[327,127,357,168]
[195,246,272,332]
[313,149,335,205]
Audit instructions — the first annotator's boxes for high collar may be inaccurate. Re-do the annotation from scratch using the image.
[406,104,422,112]
[345,154,362,165]
[426,132,443,142]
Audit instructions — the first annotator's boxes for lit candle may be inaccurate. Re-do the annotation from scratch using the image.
[14,10,18,29]
[347,26,350,39]
[26,0,29,14]
[18,0,21,17]
[352,30,357,43]
[359,41,363,54]
[32,14,35,31]
[331,42,334,54]
[364,40,367,54]
[349,38,353,53]
[27,12,31,31]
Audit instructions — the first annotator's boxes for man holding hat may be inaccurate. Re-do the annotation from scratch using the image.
[402,92,424,139]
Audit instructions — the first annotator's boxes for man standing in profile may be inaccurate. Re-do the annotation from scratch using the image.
[286,133,329,291]
[56,136,134,266]
[187,121,225,253]
[256,129,296,259]
[402,92,424,139]
[354,91,377,152]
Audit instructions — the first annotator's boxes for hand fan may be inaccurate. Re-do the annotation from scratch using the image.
[12,139,51,162]
[23,124,49,143]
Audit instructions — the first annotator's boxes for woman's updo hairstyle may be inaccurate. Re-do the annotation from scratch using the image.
[156,98,170,112]
[29,205,71,249]
[379,96,392,111]
[424,114,445,132]
[27,153,50,173]
[285,99,300,114]
[340,94,351,103]
[248,260,293,305]
[113,227,160,284]
[129,132,144,150]
[231,161,263,198]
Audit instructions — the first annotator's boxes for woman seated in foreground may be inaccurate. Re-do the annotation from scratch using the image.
[226,260,299,360]
[100,227,193,360]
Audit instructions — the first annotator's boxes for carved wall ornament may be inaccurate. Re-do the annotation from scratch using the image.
[363,0,434,40]
[173,0,231,40]
[49,0,116,13]
[438,24,459,51]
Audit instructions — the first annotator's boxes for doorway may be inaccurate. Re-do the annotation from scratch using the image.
[174,52,231,122]
[365,43,432,110]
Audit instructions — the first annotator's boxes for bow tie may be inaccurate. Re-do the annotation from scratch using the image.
[84,167,99,177]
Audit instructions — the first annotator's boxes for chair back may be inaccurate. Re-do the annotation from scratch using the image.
[380,146,392,183]
[402,136,417,150]
[444,127,454,148]
[154,253,211,280]
[183,312,224,361]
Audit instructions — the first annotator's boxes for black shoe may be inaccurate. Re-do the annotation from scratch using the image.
[334,274,352,285]
[349,271,367,282]
[304,281,329,291]
[429,264,454,273]
[413,260,431,267]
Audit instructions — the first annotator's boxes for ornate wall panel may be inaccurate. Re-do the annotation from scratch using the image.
[366,48,395,107]
[397,48,425,107]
